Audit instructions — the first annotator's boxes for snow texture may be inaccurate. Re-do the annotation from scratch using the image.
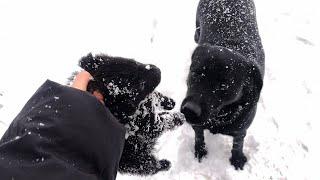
[0,0,319,179]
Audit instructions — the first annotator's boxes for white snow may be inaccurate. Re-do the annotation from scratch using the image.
[44,105,52,109]
[0,0,319,179]
[14,136,21,140]
[145,65,151,70]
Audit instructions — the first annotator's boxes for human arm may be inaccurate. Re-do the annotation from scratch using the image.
[0,78,125,180]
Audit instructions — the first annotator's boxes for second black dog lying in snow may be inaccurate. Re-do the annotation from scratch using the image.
[79,54,184,175]
[181,0,265,170]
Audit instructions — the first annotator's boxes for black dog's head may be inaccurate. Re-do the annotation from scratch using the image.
[79,53,161,116]
[181,44,248,126]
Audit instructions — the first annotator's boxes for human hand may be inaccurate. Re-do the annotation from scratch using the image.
[71,71,104,104]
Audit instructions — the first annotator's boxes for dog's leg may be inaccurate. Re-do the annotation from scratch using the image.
[230,132,247,170]
[157,158,171,173]
[193,126,207,162]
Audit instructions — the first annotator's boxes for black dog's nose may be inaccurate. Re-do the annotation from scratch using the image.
[181,101,203,125]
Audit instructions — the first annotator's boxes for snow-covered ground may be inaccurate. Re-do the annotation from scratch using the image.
[0,0,319,179]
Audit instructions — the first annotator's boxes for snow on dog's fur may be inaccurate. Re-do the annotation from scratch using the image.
[181,0,264,170]
[78,54,184,175]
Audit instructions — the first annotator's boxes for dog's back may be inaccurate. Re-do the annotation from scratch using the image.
[195,0,264,73]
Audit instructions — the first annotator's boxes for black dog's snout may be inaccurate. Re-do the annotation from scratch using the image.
[144,64,161,91]
[181,101,204,125]
[181,102,202,117]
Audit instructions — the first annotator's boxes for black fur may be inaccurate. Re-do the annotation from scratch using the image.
[119,91,183,175]
[80,53,161,116]
[181,0,264,170]
[79,54,184,175]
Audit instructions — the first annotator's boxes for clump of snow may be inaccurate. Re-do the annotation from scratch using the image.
[44,105,52,109]
[145,65,151,70]
[35,157,45,163]
[106,81,134,97]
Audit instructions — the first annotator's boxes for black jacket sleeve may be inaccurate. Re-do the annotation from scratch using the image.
[0,80,126,180]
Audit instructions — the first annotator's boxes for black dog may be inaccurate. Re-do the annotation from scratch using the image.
[79,54,184,175]
[181,0,264,170]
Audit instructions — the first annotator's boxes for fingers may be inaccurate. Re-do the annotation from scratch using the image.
[93,90,105,104]
[71,71,105,104]
[71,71,92,91]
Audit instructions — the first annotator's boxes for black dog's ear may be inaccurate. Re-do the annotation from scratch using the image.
[79,53,107,75]
[79,53,94,73]
[251,64,264,93]
[242,61,263,103]
[191,44,212,71]
[191,44,210,61]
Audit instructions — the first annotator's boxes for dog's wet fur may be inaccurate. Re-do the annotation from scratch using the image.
[181,0,264,170]
[79,54,184,175]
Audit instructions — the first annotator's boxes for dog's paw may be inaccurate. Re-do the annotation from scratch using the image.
[154,91,176,110]
[173,112,185,126]
[195,147,207,162]
[157,159,171,172]
[229,150,247,170]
